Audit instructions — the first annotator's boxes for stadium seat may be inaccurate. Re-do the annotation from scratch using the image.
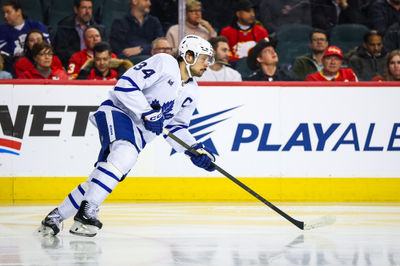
[100,0,130,36]
[330,24,370,54]
[231,57,253,79]
[45,0,74,37]
[275,24,313,65]
[19,0,44,22]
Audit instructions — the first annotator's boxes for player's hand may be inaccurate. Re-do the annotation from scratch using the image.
[185,143,216,172]
[142,104,164,135]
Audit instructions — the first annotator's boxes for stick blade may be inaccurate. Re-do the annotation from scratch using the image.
[303,214,336,230]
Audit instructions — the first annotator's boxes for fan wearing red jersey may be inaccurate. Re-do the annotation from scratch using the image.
[77,42,133,80]
[14,29,63,78]
[220,0,269,62]
[20,42,68,80]
[306,46,358,82]
[67,26,117,79]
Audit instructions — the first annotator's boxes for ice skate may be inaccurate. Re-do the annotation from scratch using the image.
[70,200,102,237]
[37,208,63,236]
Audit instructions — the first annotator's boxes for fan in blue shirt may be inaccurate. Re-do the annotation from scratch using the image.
[0,0,49,56]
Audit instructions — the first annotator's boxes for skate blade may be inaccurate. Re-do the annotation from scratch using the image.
[36,224,56,236]
[69,221,99,237]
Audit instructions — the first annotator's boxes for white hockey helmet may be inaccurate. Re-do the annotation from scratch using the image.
[178,35,215,66]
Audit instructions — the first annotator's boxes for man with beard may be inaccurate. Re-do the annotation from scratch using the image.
[53,0,106,67]
[291,28,329,80]
[348,30,387,81]
[306,46,357,81]
[197,36,242,81]
[38,35,217,237]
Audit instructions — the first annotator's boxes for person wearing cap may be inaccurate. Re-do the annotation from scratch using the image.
[220,0,269,62]
[244,37,294,81]
[306,46,358,81]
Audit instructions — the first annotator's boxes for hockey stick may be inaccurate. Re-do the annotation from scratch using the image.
[163,128,335,230]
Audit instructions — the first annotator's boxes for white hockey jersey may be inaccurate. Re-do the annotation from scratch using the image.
[108,53,198,152]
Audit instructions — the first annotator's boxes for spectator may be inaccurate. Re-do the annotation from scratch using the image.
[311,0,367,33]
[166,0,216,51]
[292,28,329,80]
[0,54,12,79]
[77,42,133,80]
[373,50,400,81]
[53,0,106,68]
[244,37,294,81]
[0,0,49,57]
[220,0,269,62]
[306,46,358,81]
[383,22,400,52]
[348,30,387,81]
[67,26,117,79]
[20,42,68,80]
[368,0,400,36]
[110,0,163,61]
[258,0,312,35]
[197,36,242,81]
[14,29,63,78]
[151,37,173,56]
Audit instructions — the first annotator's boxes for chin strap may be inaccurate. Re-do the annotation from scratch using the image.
[183,53,199,78]
[186,64,193,78]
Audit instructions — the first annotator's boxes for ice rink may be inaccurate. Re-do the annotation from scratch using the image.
[0,203,399,266]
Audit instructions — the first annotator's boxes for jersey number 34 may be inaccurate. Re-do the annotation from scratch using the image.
[134,62,155,79]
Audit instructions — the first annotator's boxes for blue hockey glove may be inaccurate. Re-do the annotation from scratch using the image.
[142,104,164,135]
[185,143,216,172]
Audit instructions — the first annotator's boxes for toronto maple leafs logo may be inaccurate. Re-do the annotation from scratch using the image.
[151,99,175,120]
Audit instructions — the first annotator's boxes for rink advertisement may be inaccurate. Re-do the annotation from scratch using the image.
[1,81,399,202]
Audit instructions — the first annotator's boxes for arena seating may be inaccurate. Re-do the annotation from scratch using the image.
[275,24,313,65]
[329,24,370,54]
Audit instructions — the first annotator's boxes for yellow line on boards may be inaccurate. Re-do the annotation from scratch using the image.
[0,177,399,203]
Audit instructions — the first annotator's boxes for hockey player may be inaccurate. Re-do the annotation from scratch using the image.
[38,35,216,237]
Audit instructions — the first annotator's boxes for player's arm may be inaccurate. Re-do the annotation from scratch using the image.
[164,96,216,171]
[112,58,164,135]
[163,97,197,152]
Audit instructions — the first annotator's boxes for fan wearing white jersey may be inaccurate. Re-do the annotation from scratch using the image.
[38,35,216,237]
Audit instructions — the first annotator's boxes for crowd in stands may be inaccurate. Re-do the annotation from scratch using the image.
[0,0,400,81]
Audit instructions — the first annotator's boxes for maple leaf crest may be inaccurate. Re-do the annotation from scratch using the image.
[162,100,174,120]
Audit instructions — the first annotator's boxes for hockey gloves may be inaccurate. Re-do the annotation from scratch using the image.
[185,143,216,172]
[142,104,164,135]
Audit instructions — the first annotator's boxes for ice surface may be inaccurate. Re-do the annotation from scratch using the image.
[0,203,399,266]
